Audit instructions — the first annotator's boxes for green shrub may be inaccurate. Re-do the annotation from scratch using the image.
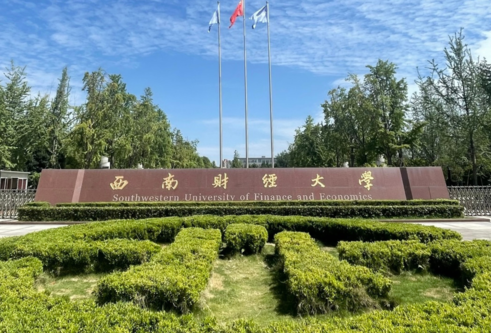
[95,228,222,313]
[429,240,491,278]
[0,230,162,274]
[18,204,464,221]
[57,199,460,207]
[460,256,491,287]
[275,231,392,314]
[264,215,461,244]
[224,224,268,254]
[337,240,431,274]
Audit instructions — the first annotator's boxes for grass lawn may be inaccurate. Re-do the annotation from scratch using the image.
[321,245,458,305]
[34,243,459,325]
[390,272,457,304]
[35,272,105,301]
[196,244,295,325]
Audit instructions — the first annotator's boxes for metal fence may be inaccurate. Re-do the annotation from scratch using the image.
[0,190,36,219]
[448,186,491,216]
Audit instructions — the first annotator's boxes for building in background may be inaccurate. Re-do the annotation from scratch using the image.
[222,156,276,168]
[0,170,29,190]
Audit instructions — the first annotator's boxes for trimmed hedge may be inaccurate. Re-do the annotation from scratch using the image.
[337,240,431,274]
[0,214,461,276]
[95,228,222,313]
[18,204,464,221]
[0,219,491,331]
[275,231,392,314]
[224,224,268,254]
[0,237,161,274]
[336,238,491,282]
[460,256,491,287]
[56,199,460,207]
[429,239,491,278]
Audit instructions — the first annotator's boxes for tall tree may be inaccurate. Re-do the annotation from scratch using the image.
[422,30,490,184]
[365,60,409,166]
[48,67,71,169]
[288,116,329,167]
[231,150,242,168]
[0,61,31,169]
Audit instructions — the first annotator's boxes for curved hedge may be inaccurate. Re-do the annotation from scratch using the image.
[275,231,391,314]
[96,228,222,313]
[3,214,491,331]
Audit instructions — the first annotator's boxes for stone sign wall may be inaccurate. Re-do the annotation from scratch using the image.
[35,167,449,205]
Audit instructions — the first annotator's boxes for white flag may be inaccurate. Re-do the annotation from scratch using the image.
[250,4,267,29]
[208,5,220,32]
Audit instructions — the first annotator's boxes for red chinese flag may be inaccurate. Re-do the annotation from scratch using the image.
[229,0,243,28]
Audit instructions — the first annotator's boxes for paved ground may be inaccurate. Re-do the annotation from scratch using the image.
[0,223,68,238]
[0,219,490,241]
[412,221,491,241]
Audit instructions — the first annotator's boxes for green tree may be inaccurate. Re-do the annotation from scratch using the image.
[365,60,411,166]
[48,67,71,169]
[0,61,31,169]
[231,150,243,168]
[288,116,329,167]
[421,30,490,184]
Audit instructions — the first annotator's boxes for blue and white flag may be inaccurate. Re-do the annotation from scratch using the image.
[250,4,267,29]
[208,4,220,32]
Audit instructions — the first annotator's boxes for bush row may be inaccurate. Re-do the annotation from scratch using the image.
[1,238,491,330]
[275,231,392,314]
[224,223,268,254]
[18,204,464,221]
[337,238,491,281]
[95,228,222,313]
[54,199,460,207]
[0,233,161,274]
[338,240,431,274]
[1,215,461,250]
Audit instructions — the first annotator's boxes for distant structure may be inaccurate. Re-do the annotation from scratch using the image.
[0,170,29,190]
[222,156,276,168]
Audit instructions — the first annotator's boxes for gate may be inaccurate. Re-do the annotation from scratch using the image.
[0,190,36,219]
[447,186,491,216]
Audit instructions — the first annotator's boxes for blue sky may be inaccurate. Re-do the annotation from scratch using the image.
[1,0,491,166]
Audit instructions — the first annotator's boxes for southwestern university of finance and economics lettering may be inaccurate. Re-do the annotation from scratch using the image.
[110,171,375,202]
[34,167,450,205]
[112,192,374,202]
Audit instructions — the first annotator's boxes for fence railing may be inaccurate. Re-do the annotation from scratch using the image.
[447,186,491,216]
[0,190,36,219]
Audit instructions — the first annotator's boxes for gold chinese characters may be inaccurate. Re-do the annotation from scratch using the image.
[110,176,129,190]
[262,174,277,188]
[213,173,229,189]
[311,174,325,187]
[162,173,178,190]
[359,171,374,190]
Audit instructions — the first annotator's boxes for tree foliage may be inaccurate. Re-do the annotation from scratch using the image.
[279,30,491,185]
[0,65,212,176]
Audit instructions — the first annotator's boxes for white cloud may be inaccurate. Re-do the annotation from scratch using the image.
[0,0,490,163]
[475,30,491,61]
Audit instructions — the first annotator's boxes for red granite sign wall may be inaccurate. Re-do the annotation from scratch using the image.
[35,167,449,205]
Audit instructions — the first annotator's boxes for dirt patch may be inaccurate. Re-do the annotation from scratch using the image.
[70,295,89,300]
[423,288,451,299]
[208,272,224,291]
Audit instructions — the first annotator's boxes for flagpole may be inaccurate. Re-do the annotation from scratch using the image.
[266,1,274,168]
[243,0,249,168]
[218,1,223,168]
